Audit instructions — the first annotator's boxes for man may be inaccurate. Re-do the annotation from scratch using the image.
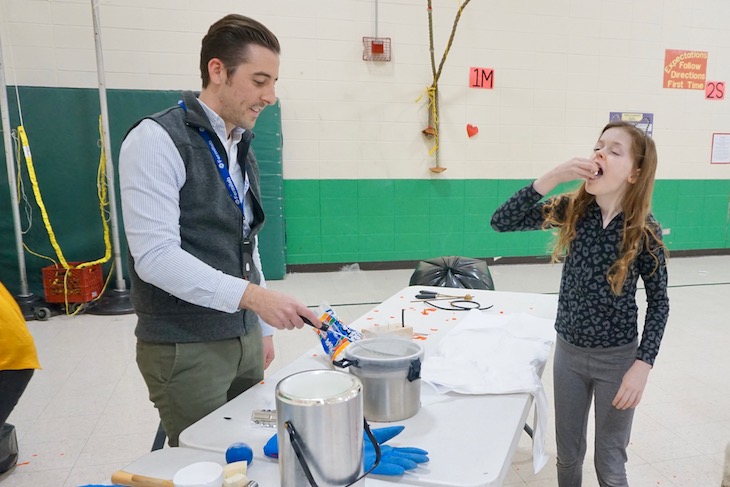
[119,14,321,446]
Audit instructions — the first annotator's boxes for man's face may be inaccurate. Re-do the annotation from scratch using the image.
[217,44,279,130]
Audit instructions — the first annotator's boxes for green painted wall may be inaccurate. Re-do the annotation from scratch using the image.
[283,178,730,264]
[0,86,285,296]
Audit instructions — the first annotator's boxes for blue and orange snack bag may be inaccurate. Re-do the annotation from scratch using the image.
[315,303,362,362]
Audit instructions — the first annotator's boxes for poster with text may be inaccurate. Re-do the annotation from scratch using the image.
[663,50,708,90]
[609,112,654,137]
[711,133,730,164]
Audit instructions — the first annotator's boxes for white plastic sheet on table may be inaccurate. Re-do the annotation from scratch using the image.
[421,311,556,473]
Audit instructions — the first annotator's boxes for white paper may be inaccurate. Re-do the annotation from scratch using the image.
[711,133,730,164]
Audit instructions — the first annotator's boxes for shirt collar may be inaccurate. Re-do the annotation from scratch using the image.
[197,98,245,146]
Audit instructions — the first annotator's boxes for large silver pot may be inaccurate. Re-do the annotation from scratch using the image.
[343,337,424,422]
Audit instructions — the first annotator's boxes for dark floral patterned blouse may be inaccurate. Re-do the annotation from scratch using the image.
[491,184,669,366]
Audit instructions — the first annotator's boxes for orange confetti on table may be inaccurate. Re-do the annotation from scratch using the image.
[17,461,30,466]
[260,380,265,384]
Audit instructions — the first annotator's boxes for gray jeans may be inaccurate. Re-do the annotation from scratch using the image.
[553,336,638,487]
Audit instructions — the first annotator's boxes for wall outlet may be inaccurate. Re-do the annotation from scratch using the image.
[662,228,671,235]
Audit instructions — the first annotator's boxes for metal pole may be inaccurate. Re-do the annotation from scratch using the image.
[91,0,126,293]
[0,30,30,297]
[375,0,379,38]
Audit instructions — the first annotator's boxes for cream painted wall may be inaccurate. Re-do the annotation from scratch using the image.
[1,0,730,180]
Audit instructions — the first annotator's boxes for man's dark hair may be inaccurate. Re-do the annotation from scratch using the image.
[200,14,280,88]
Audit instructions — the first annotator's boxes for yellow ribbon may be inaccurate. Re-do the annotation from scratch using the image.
[16,116,113,314]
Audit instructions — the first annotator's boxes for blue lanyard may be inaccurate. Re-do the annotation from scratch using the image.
[178,100,246,216]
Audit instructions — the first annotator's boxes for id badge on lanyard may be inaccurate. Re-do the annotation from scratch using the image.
[178,100,254,278]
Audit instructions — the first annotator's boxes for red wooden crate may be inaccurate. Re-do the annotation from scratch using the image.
[42,262,104,304]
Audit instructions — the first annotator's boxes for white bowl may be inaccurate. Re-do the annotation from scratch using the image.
[172,461,224,487]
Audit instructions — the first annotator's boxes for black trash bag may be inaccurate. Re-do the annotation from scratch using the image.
[409,256,494,290]
[0,423,19,473]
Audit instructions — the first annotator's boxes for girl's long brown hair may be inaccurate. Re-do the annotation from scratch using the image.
[541,121,665,295]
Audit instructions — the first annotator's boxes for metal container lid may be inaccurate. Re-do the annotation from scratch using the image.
[345,337,424,369]
[276,370,362,406]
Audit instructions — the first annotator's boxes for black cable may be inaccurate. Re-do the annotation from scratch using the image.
[424,299,493,311]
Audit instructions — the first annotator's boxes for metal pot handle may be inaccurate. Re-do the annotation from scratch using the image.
[332,358,359,369]
[407,358,422,382]
[285,418,381,487]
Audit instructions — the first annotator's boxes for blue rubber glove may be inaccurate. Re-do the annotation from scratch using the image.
[263,433,279,458]
[263,425,429,476]
[364,425,429,476]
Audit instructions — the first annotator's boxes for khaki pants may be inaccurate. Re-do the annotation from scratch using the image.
[136,327,263,447]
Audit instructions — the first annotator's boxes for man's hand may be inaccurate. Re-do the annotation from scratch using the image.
[262,335,275,369]
[612,359,652,410]
[239,284,319,330]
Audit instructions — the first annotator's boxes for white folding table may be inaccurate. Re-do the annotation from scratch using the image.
[178,286,558,487]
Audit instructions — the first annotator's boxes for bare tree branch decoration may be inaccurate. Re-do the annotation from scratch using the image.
[420,0,472,173]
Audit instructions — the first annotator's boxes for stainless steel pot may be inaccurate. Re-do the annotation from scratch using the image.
[343,337,424,422]
[275,370,365,487]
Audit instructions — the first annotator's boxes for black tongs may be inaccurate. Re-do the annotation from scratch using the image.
[301,316,329,331]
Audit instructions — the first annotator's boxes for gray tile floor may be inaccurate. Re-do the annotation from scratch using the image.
[1,255,729,486]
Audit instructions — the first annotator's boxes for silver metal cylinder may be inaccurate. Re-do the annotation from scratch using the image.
[345,338,424,422]
[276,370,364,487]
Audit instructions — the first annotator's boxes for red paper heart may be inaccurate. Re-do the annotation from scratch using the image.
[466,124,479,137]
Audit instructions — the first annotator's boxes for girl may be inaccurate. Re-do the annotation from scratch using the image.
[491,121,670,486]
